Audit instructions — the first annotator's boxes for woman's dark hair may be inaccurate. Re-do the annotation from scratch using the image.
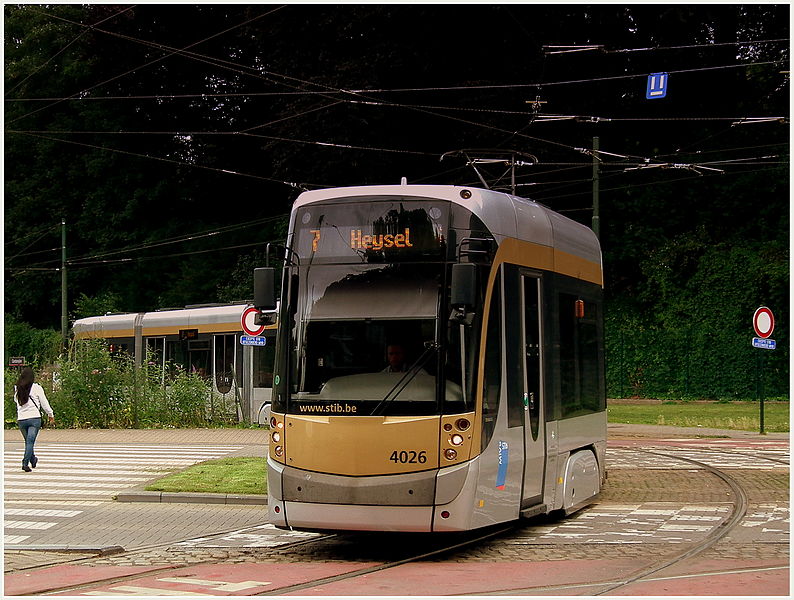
[15,367,35,405]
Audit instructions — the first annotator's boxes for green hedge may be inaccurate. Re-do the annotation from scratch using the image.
[605,239,788,400]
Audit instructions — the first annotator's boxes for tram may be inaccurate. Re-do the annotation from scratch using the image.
[253,183,606,533]
[72,303,277,423]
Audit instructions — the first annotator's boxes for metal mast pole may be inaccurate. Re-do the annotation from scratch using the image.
[592,137,600,238]
[61,219,68,352]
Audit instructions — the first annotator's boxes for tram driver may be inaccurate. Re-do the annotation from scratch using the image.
[381,342,429,375]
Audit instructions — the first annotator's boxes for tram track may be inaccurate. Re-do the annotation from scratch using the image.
[589,449,750,595]
[254,524,517,596]
[19,531,337,596]
[15,445,785,596]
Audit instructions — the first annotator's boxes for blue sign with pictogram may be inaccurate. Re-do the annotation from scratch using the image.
[646,73,668,99]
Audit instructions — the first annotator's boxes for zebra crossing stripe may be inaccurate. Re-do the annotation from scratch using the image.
[5,520,58,530]
[4,535,29,544]
[5,457,211,465]
[3,467,164,475]
[12,449,244,459]
[5,480,140,489]
[5,469,150,484]
[6,487,122,495]
[5,508,83,517]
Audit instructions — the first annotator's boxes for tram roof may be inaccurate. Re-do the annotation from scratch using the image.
[293,184,601,267]
[72,303,253,338]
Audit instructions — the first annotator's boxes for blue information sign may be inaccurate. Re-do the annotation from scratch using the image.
[752,337,776,350]
[646,73,668,99]
[240,336,267,346]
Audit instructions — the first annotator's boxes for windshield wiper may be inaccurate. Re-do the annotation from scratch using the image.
[370,342,439,416]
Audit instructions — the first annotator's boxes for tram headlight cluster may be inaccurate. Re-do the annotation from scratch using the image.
[270,416,285,460]
[442,415,473,462]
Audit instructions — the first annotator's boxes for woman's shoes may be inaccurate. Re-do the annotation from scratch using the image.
[22,465,31,472]
[31,456,38,469]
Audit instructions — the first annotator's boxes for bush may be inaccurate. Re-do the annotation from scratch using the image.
[4,316,62,368]
[6,339,239,429]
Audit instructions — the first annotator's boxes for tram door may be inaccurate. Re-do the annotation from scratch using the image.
[521,274,545,505]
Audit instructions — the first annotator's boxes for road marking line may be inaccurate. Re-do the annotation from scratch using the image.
[81,586,210,596]
[158,577,272,591]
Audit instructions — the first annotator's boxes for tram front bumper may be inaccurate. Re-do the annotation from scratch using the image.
[268,458,477,532]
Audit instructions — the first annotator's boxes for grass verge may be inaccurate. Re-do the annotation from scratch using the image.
[143,401,788,496]
[145,456,267,495]
[608,400,789,433]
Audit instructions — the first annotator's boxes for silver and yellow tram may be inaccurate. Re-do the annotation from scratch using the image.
[254,183,606,532]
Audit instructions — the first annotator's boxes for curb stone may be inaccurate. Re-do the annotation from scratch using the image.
[114,491,267,505]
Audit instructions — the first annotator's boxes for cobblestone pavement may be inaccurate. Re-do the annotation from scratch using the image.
[4,431,788,592]
[7,468,785,572]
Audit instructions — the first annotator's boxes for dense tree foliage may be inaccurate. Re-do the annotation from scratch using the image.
[5,5,788,398]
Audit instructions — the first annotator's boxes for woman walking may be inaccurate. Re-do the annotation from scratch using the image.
[14,367,54,472]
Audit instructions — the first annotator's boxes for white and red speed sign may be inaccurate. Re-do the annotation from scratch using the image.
[241,306,266,336]
[753,306,775,339]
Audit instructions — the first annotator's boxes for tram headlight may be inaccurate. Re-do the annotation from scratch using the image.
[450,434,464,446]
[274,445,284,457]
[443,423,453,432]
[272,431,281,443]
[444,448,457,460]
[455,418,471,431]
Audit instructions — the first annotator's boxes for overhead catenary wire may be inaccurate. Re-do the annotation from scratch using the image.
[13,5,786,172]
[7,131,307,190]
[7,5,287,126]
[7,60,787,105]
[67,214,289,264]
[4,5,137,98]
[8,6,788,201]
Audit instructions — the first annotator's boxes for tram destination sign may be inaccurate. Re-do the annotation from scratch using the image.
[240,335,267,346]
[752,337,776,350]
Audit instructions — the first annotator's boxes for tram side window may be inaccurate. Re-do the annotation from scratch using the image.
[558,294,601,418]
[215,334,236,393]
[145,337,165,369]
[481,273,502,451]
[253,340,276,388]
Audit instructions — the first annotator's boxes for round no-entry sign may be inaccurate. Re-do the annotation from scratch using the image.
[241,306,266,336]
[753,306,775,339]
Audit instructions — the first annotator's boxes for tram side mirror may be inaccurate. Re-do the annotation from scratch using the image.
[254,267,277,311]
[450,263,477,324]
[451,263,477,307]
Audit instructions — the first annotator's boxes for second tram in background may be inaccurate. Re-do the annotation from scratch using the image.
[73,303,277,423]
[255,183,606,532]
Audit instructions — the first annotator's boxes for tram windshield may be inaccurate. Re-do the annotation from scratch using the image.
[283,199,466,416]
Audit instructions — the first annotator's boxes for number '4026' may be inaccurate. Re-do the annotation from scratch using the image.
[389,450,427,464]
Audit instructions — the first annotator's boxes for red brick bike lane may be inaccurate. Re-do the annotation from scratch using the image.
[18,558,788,596]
